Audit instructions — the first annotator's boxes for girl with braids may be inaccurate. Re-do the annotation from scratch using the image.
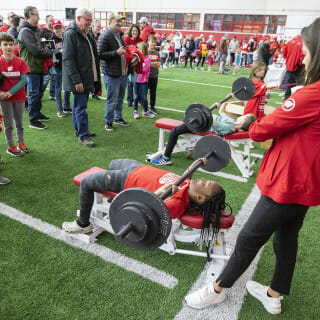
[185,18,320,315]
[62,158,224,234]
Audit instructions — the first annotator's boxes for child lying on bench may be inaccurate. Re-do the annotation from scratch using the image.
[151,102,257,166]
[62,158,226,234]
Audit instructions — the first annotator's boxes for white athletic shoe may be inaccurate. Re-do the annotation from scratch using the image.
[246,281,283,315]
[62,220,93,234]
[185,283,226,309]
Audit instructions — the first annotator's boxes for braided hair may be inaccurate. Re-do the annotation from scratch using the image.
[190,187,231,248]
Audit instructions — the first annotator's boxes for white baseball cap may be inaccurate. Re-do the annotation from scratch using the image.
[139,17,148,24]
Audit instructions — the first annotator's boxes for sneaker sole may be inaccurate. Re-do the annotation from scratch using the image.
[105,128,115,131]
[18,148,30,154]
[29,124,47,129]
[152,161,172,165]
[37,119,51,122]
[114,123,130,126]
[246,282,281,315]
[6,150,23,157]
[62,226,93,234]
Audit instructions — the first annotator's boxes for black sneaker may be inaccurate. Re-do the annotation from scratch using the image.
[37,114,51,121]
[57,111,67,118]
[105,123,115,131]
[63,108,72,114]
[150,107,159,115]
[78,138,96,148]
[114,118,129,126]
[92,94,100,100]
[29,120,47,130]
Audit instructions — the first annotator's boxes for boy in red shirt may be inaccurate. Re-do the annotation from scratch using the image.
[62,158,224,234]
[0,33,30,156]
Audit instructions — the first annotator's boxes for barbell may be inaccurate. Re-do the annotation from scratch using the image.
[109,135,231,250]
[184,77,256,134]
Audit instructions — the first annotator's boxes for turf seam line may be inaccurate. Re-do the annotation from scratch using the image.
[174,184,262,320]
[0,202,178,289]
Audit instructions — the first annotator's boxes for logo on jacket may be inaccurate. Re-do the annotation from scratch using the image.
[282,98,295,112]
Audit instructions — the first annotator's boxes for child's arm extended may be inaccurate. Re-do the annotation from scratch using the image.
[150,61,161,68]
[7,73,28,97]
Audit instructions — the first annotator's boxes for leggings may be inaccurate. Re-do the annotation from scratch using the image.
[216,195,308,295]
[77,159,143,226]
[197,56,206,67]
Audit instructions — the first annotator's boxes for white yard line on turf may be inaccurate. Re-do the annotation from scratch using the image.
[159,78,232,89]
[0,202,178,289]
[175,184,262,320]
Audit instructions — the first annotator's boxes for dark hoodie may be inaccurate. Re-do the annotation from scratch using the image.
[62,21,101,94]
[18,20,52,73]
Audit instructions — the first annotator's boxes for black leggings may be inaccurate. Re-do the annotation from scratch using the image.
[77,159,143,226]
[216,195,308,295]
[197,56,206,67]
[164,123,192,158]
[184,53,193,68]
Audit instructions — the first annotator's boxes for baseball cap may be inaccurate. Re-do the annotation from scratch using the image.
[51,19,63,28]
[262,35,271,41]
[139,17,148,24]
[109,12,124,20]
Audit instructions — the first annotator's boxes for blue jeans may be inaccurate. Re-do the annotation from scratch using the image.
[72,93,89,140]
[27,73,44,122]
[133,82,148,112]
[104,75,127,124]
[43,74,56,97]
[53,68,71,111]
[127,80,134,106]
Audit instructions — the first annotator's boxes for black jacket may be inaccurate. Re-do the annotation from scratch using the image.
[62,21,101,94]
[184,39,195,53]
[98,28,125,78]
[51,34,63,69]
[257,43,272,67]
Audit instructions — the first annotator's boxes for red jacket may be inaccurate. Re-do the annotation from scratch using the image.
[282,36,304,72]
[140,25,155,42]
[124,35,143,46]
[249,81,320,206]
[244,79,267,120]
[124,46,145,74]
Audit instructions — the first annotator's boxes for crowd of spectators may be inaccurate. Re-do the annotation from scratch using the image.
[0,6,305,183]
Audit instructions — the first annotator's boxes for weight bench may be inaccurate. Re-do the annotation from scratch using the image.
[146,118,264,182]
[72,166,235,282]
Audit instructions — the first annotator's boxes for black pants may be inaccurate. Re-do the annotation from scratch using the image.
[184,53,193,68]
[164,123,191,158]
[197,56,206,67]
[284,66,304,100]
[148,77,158,108]
[216,195,308,295]
[77,159,143,226]
[230,52,235,65]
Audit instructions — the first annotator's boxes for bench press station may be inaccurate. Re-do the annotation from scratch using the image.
[71,135,235,282]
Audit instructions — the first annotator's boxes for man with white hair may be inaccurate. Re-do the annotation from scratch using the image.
[139,17,155,42]
[62,8,101,147]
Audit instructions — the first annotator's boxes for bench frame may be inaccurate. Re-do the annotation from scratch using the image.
[146,118,263,182]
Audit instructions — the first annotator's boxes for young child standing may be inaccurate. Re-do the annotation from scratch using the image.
[233,48,241,75]
[133,42,154,119]
[51,19,71,117]
[244,61,272,120]
[147,35,161,114]
[0,33,29,157]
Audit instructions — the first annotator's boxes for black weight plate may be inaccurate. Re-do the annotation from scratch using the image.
[184,103,213,134]
[194,135,231,172]
[110,188,172,250]
[232,77,256,101]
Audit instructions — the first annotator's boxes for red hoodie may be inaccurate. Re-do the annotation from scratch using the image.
[140,25,155,42]
[282,36,304,72]
[249,81,320,206]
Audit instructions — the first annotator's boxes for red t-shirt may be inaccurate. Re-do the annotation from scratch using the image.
[0,56,30,102]
[199,42,208,56]
[243,78,267,120]
[124,35,143,47]
[124,165,190,219]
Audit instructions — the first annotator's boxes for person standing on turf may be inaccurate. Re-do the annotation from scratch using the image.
[185,17,320,315]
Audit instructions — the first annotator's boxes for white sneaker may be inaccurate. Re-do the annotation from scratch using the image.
[185,284,226,309]
[62,220,93,234]
[246,281,283,315]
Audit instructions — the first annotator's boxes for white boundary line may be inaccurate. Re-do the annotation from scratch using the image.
[0,202,178,289]
[159,78,232,89]
[175,184,262,320]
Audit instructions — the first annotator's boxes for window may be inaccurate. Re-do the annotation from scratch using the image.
[121,12,133,27]
[175,13,183,29]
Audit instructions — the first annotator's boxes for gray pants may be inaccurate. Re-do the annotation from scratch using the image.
[0,101,25,147]
[77,159,143,226]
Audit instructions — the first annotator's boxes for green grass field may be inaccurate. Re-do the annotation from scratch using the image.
[0,64,319,320]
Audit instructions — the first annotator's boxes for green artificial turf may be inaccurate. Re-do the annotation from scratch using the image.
[0,65,319,319]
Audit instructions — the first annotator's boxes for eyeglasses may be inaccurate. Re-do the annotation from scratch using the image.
[81,17,92,23]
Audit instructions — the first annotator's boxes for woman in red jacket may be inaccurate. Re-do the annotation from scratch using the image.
[185,17,320,315]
